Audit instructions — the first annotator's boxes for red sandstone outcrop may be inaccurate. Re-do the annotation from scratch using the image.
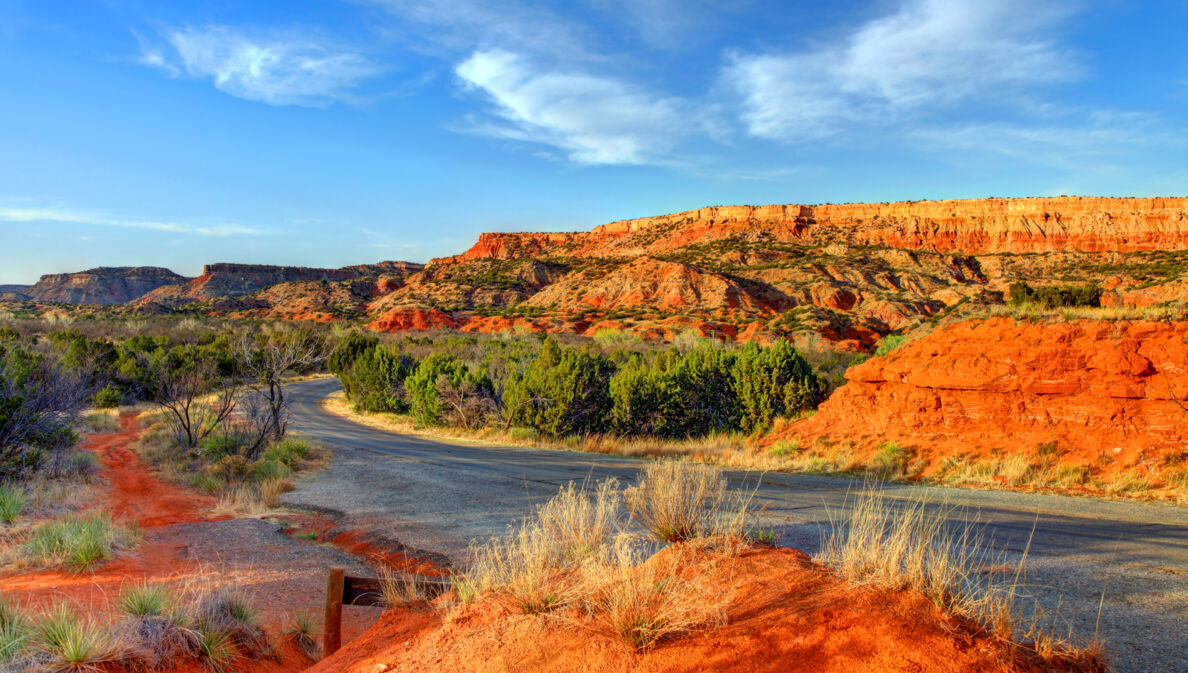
[785,318,1188,481]
[366,306,458,332]
[442,197,1188,261]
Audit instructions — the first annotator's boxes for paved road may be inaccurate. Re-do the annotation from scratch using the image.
[285,377,1188,673]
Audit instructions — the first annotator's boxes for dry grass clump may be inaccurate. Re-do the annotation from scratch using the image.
[625,462,753,543]
[576,535,729,650]
[819,486,1107,669]
[818,488,991,613]
[380,567,436,607]
[461,465,757,649]
[283,612,320,661]
[78,410,121,434]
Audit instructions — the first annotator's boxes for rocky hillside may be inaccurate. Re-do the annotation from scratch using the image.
[135,261,423,309]
[0,284,29,301]
[21,267,187,305]
[364,196,1188,347]
[779,317,1188,497]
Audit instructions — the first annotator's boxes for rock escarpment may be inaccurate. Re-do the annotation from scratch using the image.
[137,261,424,308]
[23,267,187,305]
[358,196,1187,345]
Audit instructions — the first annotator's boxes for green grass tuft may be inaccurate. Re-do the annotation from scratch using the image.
[0,485,26,525]
[24,512,138,570]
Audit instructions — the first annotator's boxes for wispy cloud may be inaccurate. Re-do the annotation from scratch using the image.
[911,111,1187,170]
[363,0,590,61]
[455,50,703,165]
[140,25,383,106]
[0,206,265,237]
[726,0,1080,141]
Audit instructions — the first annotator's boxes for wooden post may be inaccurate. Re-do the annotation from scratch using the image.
[324,566,345,656]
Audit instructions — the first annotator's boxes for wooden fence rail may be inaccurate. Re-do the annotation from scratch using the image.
[322,566,452,656]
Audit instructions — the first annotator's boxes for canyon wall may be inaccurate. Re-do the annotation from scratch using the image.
[440,196,1188,261]
[789,318,1188,471]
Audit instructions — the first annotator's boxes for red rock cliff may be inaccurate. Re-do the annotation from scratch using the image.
[443,196,1188,260]
[788,318,1188,477]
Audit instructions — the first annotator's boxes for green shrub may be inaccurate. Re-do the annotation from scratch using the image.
[874,334,905,357]
[731,340,822,433]
[0,484,25,524]
[350,345,413,413]
[1008,281,1102,308]
[503,340,614,437]
[405,352,495,426]
[263,438,312,467]
[92,385,122,409]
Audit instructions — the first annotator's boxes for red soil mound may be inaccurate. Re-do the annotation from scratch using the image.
[307,547,1085,673]
[784,318,1188,489]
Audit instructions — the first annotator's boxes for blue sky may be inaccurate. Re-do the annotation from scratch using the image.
[1,0,1186,283]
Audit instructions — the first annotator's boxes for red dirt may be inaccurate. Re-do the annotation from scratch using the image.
[0,415,379,672]
[96,414,227,527]
[305,547,1092,673]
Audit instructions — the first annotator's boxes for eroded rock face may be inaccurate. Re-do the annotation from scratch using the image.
[383,197,1188,345]
[137,261,424,308]
[524,257,772,316]
[439,197,1188,262]
[24,267,187,305]
[789,318,1188,472]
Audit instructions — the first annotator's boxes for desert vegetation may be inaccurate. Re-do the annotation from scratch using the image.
[0,579,279,672]
[331,331,824,441]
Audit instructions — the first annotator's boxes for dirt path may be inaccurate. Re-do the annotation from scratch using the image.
[90,414,224,528]
[1,414,385,671]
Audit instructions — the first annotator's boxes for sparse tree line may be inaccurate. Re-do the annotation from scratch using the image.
[0,324,327,478]
[2,319,828,479]
[330,332,824,439]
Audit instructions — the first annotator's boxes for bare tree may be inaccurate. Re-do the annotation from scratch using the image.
[0,356,91,476]
[153,359,238,448]
[235,331,328,442]
[436,375,498,429]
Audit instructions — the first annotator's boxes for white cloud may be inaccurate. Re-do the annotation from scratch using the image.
[455,50,699,165]
[726,0,1080,141]
[0,207,265,237]
[142,25,382,106]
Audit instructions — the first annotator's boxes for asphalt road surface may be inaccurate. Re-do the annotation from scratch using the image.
[284,377,1188,673]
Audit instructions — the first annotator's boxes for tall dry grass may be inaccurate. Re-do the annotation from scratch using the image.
[818,486,1107,668]
[576,534,730,650]
[461,466,754,648]
[625,462,754,543]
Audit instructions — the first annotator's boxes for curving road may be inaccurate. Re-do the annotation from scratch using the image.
[284,377,1188,673]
